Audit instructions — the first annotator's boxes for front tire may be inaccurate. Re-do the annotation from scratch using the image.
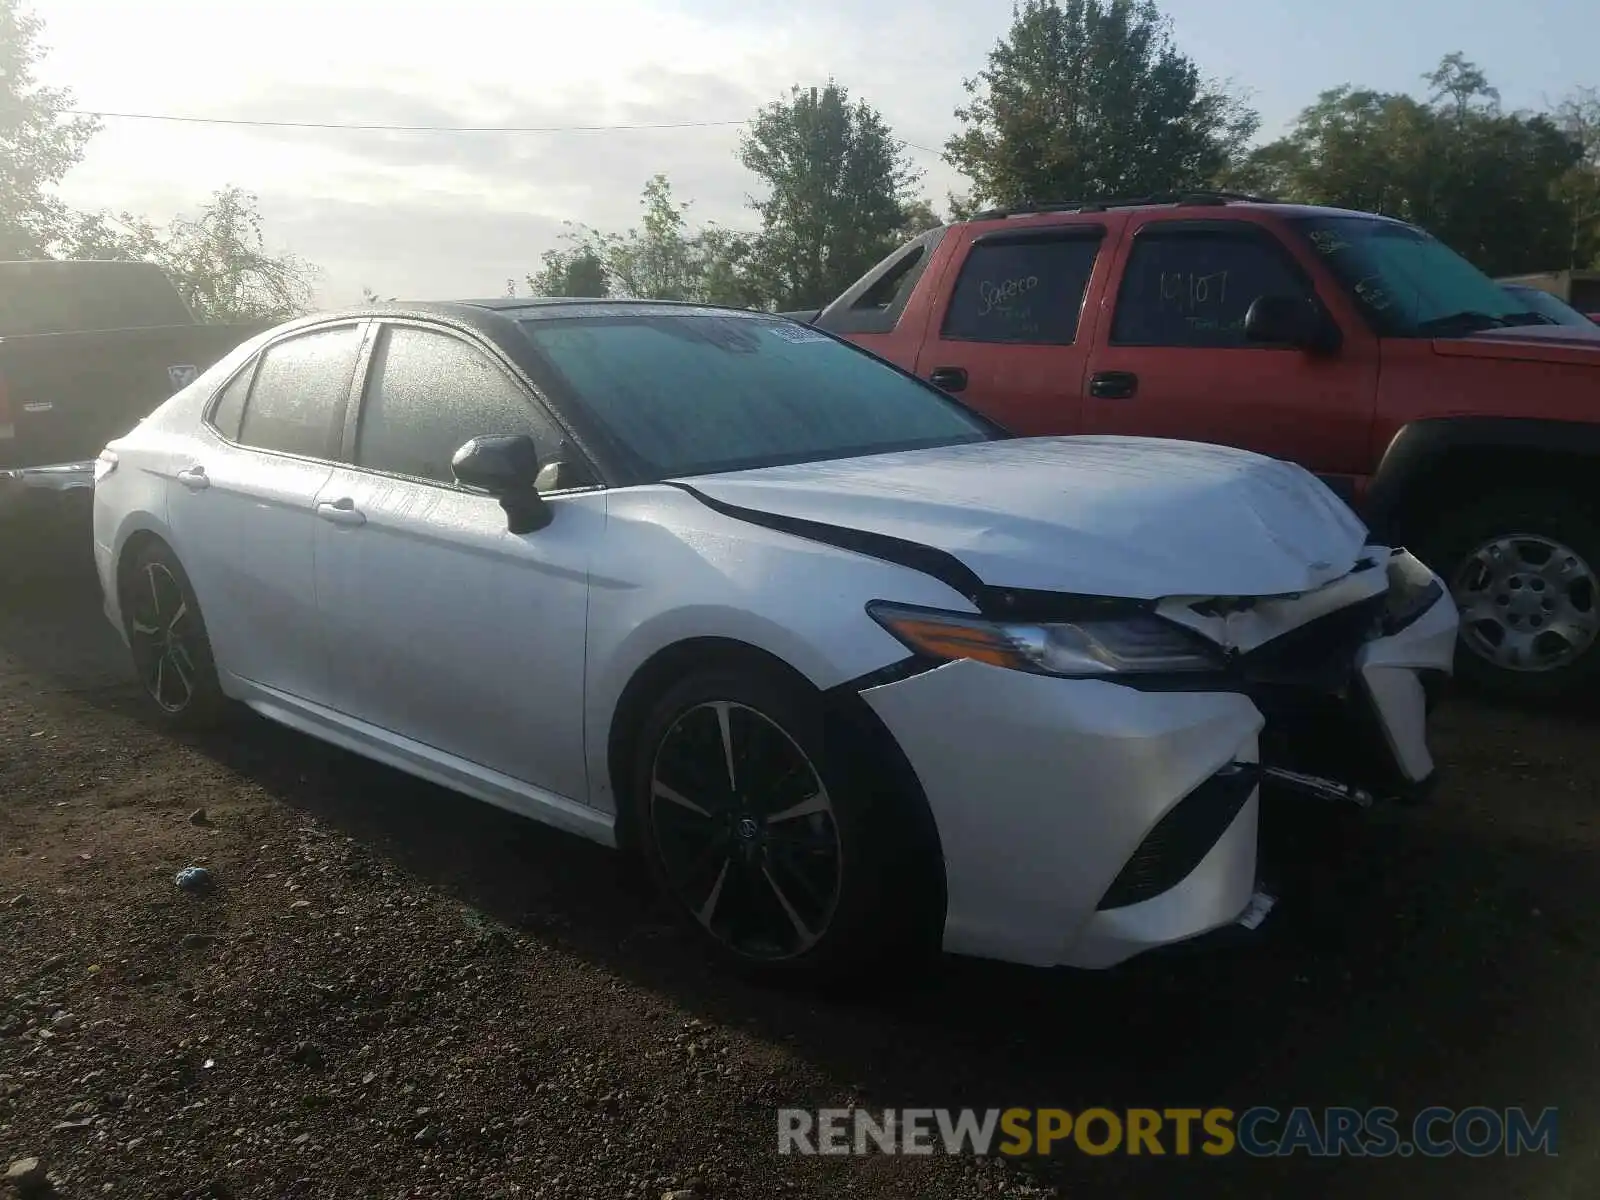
[121,542,229,729]
[629,665,934,980]
[1420,491,1600,702]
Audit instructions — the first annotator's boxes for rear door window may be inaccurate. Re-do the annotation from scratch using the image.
[207,365,254,441]
[940,233,1103,345]
[236,325,363,459]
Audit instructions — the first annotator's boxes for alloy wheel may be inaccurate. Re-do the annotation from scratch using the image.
[648,700,842,961]
[1451,533,1600,673]
[128,561,201,713]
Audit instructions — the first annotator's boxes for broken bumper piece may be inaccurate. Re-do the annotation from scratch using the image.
[857,572,1456,972]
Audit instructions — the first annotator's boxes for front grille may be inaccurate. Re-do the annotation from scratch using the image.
[1097,763,1258,911]
[1253,683,1412,797]
[1233,592,1413,796]
[1233,592,1386,692]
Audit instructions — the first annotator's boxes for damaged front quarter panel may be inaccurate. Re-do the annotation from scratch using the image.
[1154,549,1394,655]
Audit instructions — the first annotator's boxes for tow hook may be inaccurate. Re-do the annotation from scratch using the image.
[1260,765,1374,808]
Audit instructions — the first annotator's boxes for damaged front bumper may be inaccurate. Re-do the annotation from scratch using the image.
[858,547,1458,971]
[0,461,96,522]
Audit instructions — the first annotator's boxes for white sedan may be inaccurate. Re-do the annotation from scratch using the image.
[92,300,1459,977]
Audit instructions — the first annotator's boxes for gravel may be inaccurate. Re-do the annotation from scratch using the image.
[1,537,1596,1198]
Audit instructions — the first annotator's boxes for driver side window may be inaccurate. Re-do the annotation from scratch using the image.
[1110,228,1314,348]
[354,325,569,488]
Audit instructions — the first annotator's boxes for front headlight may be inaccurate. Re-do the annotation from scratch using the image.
[1383,550,1444,635]
[866,600,1224,677]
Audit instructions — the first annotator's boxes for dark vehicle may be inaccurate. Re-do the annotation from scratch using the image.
[790,193,1600,702]
[1498,269,1600,322]
[1501,283,1600,330]
[0,260,274,523]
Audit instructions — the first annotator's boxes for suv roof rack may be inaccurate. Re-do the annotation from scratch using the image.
[969,190,1279,221]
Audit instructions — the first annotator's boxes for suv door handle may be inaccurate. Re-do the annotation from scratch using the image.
[1088,371,1138,400]
[175,465,210,491]
[315,497,366,527]
[928,366,968,393]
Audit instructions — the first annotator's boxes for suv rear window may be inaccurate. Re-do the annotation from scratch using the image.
[941,234,1102,345]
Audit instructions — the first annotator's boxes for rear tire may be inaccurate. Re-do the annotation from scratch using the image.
[628,664,937,982]
[1418,491,1600,703]
[121,542,230,729]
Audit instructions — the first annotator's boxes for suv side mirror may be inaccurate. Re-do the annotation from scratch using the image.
[1244,294,1341,354]
[451,434,552,534]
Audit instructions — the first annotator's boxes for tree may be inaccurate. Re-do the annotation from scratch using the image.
[0,0,100,257]
[1426,52,1499,128]
[606,174,708,301]
[897,198,946,239]
[1239,56,1584,276]
[67,188,316,320]
[526,176,761,307]
[1553,87,1600,268]
[528,235,610,298]
[738,83,924,310]
[945,0,1259,210]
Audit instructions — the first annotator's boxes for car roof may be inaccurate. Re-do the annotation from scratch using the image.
[282,297,777,331]
[955,194,1412,232]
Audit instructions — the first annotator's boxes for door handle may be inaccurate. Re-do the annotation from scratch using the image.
[315,497,366,527]
[1088,371,1138,400]
[928,366,968,393]
[175,465,210,491]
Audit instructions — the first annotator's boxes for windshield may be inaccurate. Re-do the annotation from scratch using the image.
[518,310,996,479]
[1288,216,1555,338]
[1503,286,1595,328]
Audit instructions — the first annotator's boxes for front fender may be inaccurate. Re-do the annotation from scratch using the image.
[580,486,978,813]
[1366,416,1600,540]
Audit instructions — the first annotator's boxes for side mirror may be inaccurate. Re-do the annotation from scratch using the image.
[1244,294,1341,354]
[451,434,552,534]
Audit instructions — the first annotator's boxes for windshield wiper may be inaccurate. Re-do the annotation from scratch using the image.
[1499,311,1558,327]
[1414,310,1516,335]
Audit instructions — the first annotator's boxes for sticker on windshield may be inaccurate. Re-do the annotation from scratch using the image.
[167,364,200,391]
[767,323,831,344]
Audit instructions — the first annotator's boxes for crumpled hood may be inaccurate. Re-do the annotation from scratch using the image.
[680,436,1371,600]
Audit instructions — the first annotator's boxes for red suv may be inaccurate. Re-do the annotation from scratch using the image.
[792,193,1600,701]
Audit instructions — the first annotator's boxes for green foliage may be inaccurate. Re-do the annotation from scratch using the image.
[4,2,314,318]
[66,188,316,321]
[1236,55,1592,275]
[0,0,99,258]
[526,175,761,307]
[1553,88,1600,268]
[737,82,926,309]
[944,0,1259,209]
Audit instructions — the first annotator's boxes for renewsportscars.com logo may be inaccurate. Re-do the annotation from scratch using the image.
[777,1106,1560,1158]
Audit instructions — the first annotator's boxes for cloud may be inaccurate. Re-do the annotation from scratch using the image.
[255,195,570,302]
[39,0,978,306]
[211,74,772,224]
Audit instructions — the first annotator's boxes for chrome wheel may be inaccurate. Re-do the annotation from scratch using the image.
[128,561,201,713]
[648,700,842,962]
[1451,533,1600,673]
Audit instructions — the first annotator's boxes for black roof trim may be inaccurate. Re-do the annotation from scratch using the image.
[970,191,1280,221]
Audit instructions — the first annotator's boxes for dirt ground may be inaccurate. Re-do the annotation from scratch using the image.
[2,529,1597,1200]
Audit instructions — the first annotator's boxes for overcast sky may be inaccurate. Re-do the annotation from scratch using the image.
[31,0,1598,308]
